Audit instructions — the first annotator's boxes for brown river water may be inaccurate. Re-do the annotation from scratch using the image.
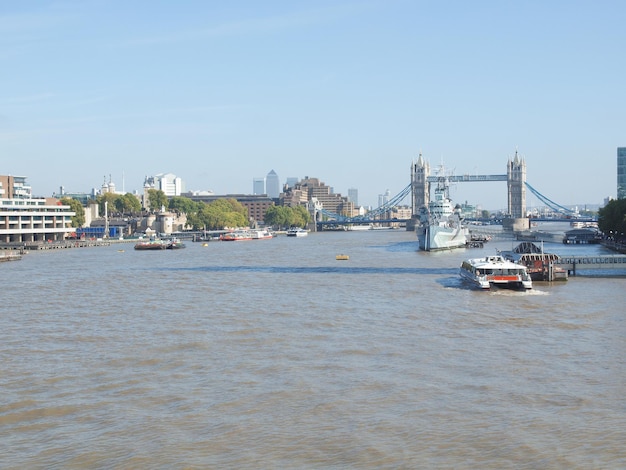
[1,229,625,469]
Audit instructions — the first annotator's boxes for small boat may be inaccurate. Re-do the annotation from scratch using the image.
[336,254,349,260]
[220,230,253,241]
[460,255,533,290]
[250,229,273,240]
[346,224,372,231]
[286,227,308,237]
[166,238,186,249]
[134,239,167,250]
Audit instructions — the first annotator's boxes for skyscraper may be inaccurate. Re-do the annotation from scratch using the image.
[253,177,265,195]
[348,188,359,206]
[266,170,280,199]
[618,147,626,199]
[378,189,390,208]
[285,177,299,189]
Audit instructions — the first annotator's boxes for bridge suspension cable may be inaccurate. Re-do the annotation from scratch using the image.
[319,183,413,222]
[525,182,575,215]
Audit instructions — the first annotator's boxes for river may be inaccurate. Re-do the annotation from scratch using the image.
[1,228,625,469]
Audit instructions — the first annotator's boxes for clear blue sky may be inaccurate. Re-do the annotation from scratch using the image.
[1,1,624,210]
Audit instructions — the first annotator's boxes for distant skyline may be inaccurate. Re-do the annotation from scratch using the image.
[1,1,624,209]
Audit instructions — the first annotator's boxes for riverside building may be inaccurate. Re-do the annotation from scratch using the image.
[0,198,76,243]
[280,177,354,217]
[0,176,76,243]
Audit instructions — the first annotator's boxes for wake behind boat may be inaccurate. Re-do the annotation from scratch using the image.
[460,255,533,290]
[416,165,469,251]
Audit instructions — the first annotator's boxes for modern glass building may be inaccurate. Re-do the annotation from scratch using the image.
[265,170,280,199]
[348,188,359,206]
[618,147,626,199]
[253,177,265,195]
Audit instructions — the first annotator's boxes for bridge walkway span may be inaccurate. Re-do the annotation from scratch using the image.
[554,255,626,275]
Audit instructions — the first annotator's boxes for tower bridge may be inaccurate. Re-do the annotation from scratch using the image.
[411,150,527,222]
[313,150,580,230]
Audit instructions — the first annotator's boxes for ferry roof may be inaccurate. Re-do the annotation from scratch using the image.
[464,255,527,270]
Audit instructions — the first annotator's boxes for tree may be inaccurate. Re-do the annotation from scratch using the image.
[598,199,626,240]
[292,205,311,228]
[264,204,310,229]
[95,192,119,216]
[169,196,200,215]
[60,197,86,227]
[264,205,291,228]
[195,198,249,230]
[146,189,168,212]
[115,193,142,213]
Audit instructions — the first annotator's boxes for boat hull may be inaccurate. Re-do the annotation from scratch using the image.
[250,230,273,240]
[134,241,167,250]
[418,225,468,251]
[220,231,252,241]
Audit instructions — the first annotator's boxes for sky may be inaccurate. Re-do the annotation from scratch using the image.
[1,0,625,210]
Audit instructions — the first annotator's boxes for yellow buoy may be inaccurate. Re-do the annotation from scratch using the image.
[336,254,349,260]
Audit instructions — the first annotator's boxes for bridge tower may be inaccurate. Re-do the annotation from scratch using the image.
[507,150,526,218]
[411,153,430,215]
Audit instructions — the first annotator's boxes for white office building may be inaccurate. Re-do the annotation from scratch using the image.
[144,173,184,197]
[0,198,76,243]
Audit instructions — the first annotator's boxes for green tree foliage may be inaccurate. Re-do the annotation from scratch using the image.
[95,192,119,216]
[114,193,142,213]
[146,189,168,212]
[264,205,291,228]
[60,197,86,227]
[598,198,626,239]
[193,198,249,230]
[169,196,201,214]
[292,205,311,227]
[264,204,310,228]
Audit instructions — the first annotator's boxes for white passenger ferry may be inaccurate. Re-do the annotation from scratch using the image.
[460,255,533,290]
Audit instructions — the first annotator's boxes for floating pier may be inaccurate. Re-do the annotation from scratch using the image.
[0,250,23,262]
[554,255,626,276]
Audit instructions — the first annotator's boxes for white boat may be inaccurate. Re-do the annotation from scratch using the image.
[250,229,273,240]
[286,227,308,237]
[346,224,372,231]
[460,255,533,290]
[416,166,469,251]
[220,230,252,241]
